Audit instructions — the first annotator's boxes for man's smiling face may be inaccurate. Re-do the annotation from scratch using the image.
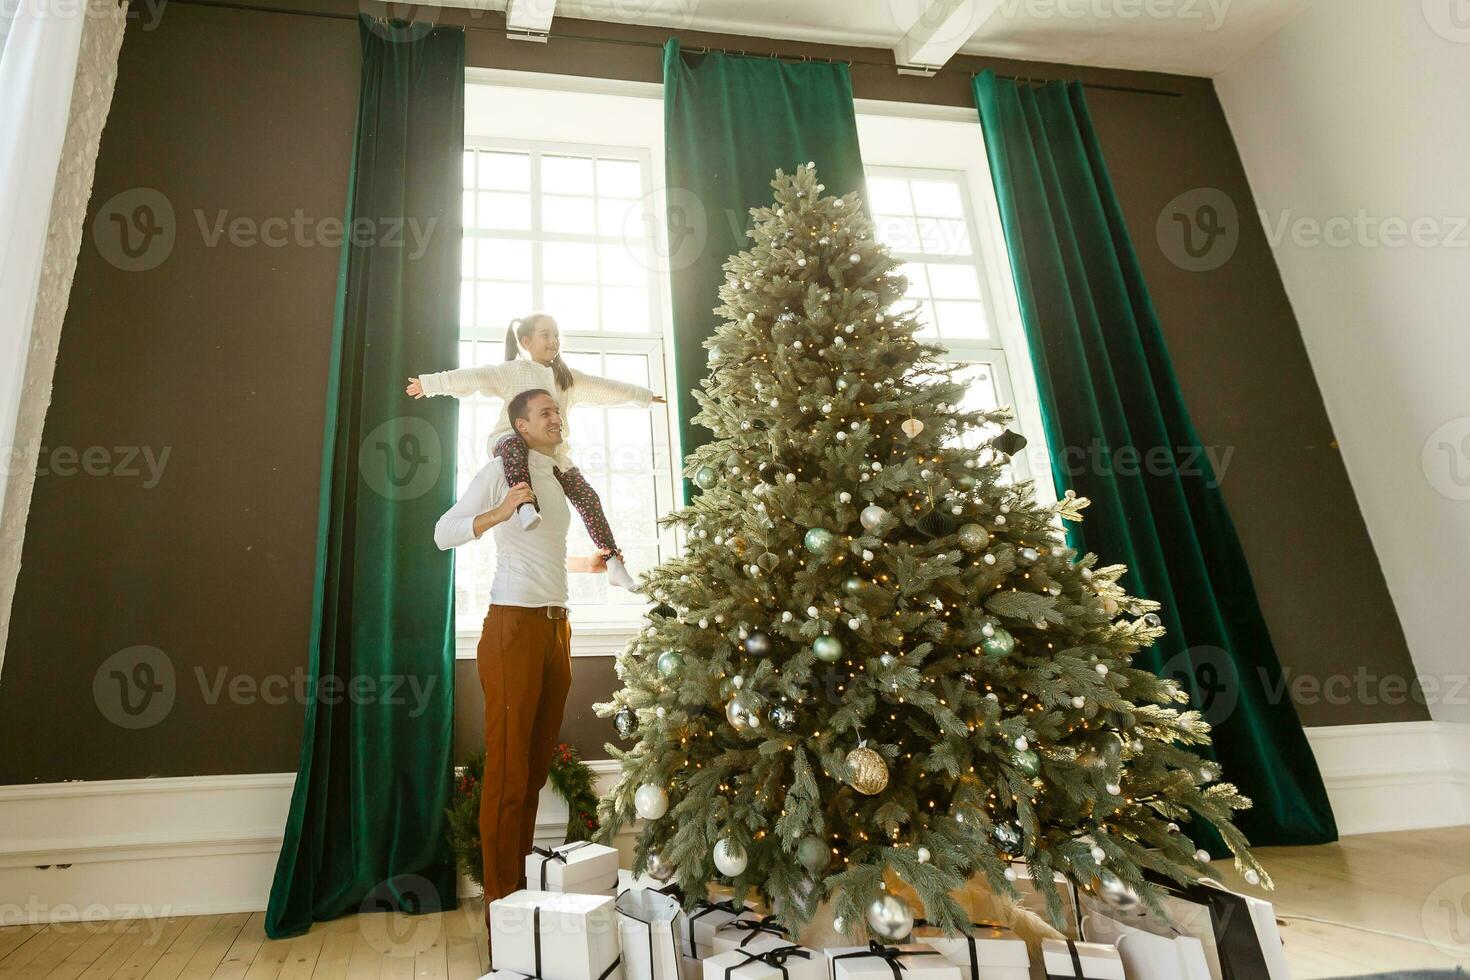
[515,391,564,451]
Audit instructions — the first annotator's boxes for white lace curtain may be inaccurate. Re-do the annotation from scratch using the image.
[0,0,127,678]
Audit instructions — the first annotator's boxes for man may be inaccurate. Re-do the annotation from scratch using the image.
[434,388,608,938]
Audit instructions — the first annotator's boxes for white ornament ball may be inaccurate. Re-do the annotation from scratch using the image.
[1015,736,1029,751]
[1072,696,1086,708]
[839,492,852,503]
[713,839,748,877]
[916,847,931,863]
[862,550,875,561]
[1244,870,1261,887]
[634,783,669,820]
[1194,849,1211,864]
[1096,664,1109,676]
[1090,845,1106,863]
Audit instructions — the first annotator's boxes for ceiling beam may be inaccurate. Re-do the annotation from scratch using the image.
[891,0,1002,75]
[505,0,555,41]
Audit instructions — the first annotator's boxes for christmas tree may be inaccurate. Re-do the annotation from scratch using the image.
[593,164,1268,940]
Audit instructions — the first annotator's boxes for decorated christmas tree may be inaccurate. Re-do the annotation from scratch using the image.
[593,164,1268,941]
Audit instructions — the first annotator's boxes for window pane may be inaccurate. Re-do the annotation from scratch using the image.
[544,283,599,330]
[543,241,598,282]
[596,158,642,198]
[477,281,533,327]
[601,287,649,332]
[543,194,595,233]
[604,353,650,387]
[542,154,595,195]
[476,191,530,231]
[477,238,533,281]
[479,151,530,191]
[935,300,990,340]
[460,280,475,329]
[561,351,601,374]
[463,151,476,189]
[926,263,981,299]
[599,243,646,286]
[903,264,931,300]
[921,218,972,256]
[462,190,475,227]
[951,361,1006,451]
[599,197,645,239]
[874,214,921,253]
[867,177,913,216]
[911,179,965,217]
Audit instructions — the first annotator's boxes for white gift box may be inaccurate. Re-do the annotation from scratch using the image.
[910,923,1028,980]
[1082,912,1210,980]
[824,944,961,980]
[1040,940,1124,980]
[618,887,687,980]
[710,913,796,954]
[1009,864,1081,938]
[478,972,534,980]
[1088,879,1289,980]
[703,945,824,980]
[527,842,621,895]
[490,889,623,980]
[681,900,760,959]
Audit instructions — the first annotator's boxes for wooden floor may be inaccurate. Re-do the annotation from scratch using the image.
[3,827,1468,980]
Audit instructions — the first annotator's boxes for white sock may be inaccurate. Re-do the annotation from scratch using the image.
[516,502,542,530]
[605,556,636,591]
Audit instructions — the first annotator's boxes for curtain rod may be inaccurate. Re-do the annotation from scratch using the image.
[154,0,1185,99]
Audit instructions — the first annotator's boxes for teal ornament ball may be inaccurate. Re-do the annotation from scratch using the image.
[803,527,836,557]
[1014,749,1041,777]
[981,627,1015,658]
[694,466,718,490]
[656,650,684,676]
[812,635,844,663]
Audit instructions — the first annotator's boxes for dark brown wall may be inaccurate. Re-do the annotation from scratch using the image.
[0,1,1423,785]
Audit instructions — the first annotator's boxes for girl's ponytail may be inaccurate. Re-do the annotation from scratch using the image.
[503,318,523,361]
[550,355,573,391]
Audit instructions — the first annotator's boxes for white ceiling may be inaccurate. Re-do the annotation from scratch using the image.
[504,0,1318,77]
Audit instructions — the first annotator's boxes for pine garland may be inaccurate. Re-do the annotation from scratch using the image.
[446,743,602,887]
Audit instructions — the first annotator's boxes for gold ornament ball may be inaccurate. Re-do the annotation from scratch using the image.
[845,745,889,795]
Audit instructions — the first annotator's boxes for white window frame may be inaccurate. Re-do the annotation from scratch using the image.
[856,104,1056,502]
[457,75,682,657]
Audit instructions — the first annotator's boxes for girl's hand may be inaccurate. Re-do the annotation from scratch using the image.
[651,395,667,404]
[406,378,425,398]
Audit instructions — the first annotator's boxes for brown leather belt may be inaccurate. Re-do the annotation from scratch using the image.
[542,606,569,620]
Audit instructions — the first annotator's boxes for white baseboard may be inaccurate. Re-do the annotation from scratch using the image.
[0,762,631,925]
[4,723,1465,923]
[1305,720,1470,836]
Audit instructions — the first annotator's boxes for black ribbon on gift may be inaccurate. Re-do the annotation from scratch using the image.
[529,903,623,980]
[618,892,684,980]
[686,899,752,957]
[1142,872,1272,980]
[829,940,942,980]
[1041,940,1087,980]
[530,841,593,890]
[719,913,792,948]
[723,944,811,980]
[907,918,1011,980]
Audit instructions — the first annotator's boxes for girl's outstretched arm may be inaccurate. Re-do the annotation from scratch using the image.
[567,367,663,408]
[410,362,517,400]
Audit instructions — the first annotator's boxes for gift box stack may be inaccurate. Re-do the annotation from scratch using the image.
[481,849,1287,980]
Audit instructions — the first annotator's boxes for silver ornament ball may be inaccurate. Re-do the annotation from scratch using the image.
[866,894,914,941]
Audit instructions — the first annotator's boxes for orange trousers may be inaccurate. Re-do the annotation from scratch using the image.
[477,604,572,904]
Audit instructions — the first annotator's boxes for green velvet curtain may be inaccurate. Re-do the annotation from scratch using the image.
[972,71,1335,848]
[266,17,465,939]
[663,39,867,496]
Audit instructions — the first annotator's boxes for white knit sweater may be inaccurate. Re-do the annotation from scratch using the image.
[418,358,656,466]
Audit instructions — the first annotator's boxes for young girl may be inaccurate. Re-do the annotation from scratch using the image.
[406,312,664,591]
